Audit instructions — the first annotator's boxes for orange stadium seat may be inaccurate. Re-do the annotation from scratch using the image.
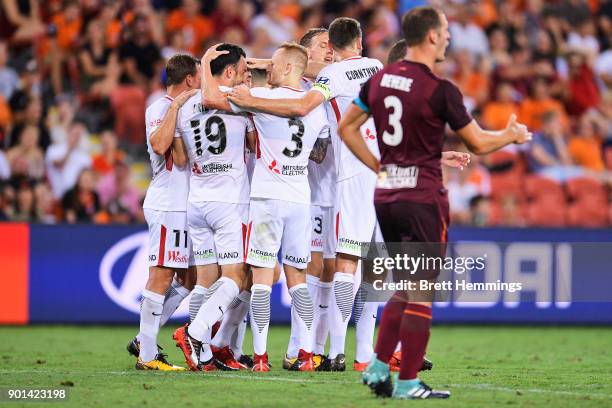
[490,173,524,202]
[525,175,564,202]
[566,177,608,204]
[567,198,609,227]
[525,198,567,227]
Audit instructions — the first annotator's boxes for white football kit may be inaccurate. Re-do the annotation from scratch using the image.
[230,86,330,269]
[176,89,253,266]
[143,95,192,268]
[303,77,336,259]
[314,57,383,257]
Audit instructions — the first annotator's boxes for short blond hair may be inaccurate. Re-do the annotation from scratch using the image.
[278,42,309,74]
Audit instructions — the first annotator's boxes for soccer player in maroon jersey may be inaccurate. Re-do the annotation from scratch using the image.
[338,6,532,399]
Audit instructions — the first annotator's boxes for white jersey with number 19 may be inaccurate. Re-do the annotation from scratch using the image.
[143,95,189,212]
[230,86,330,205]
[176,88,253,204]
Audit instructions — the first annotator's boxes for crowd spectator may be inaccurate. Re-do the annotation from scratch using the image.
[61,168,101,223]
[5,125,45,180]
[45,121,91,199]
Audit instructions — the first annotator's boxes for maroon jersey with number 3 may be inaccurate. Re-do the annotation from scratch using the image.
[356,60,472,204]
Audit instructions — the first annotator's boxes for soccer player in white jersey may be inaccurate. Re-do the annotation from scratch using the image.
[134,54,200,371]
[276,27,336,371]
[228,18,383,371]
[203,42,331,372]
[172,44,257,372]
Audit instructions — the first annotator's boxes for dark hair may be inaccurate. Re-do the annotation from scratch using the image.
[249,68,267,86]
[299,27,327,48]
[210,43,246,76]
[166,54,198,86]
[328,17,361,50]
[387,39,407,65]
[402,6,442,47]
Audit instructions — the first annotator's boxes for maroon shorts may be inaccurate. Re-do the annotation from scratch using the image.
[375,196,449,244]
[374,196,449,281]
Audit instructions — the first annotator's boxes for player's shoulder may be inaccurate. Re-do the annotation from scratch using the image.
[146,95,173,115]
[362,56,384,68]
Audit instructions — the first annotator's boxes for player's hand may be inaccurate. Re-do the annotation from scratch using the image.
[227,85,253,107]
[246,58,271,70]
[505,114,532,145]
[172,89,198,109]
[441,151,471,170]
[202,43,230,65]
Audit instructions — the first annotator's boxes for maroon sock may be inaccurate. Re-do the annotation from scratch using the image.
[374,291,406,362]
[398,303,432,380]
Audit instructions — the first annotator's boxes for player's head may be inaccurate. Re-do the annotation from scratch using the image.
[387,39,408,65]
[401,6,449,62]
[166,54,201,89]
[300,28,333,64]
[268,42,308,87]
[246,68,268,88]
[209,43,248,86]
[328,17,362,53]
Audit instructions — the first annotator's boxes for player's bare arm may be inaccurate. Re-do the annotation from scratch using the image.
[338,103,380,173]
[201,44,232,112]
[246,130,257,152]
[441,151,471,170]
[149,89,197,155]
[228,87,325,118]
[171,136,188,168]
[246,58,270,70]
[457,114,532,155]
[309,137,330,164]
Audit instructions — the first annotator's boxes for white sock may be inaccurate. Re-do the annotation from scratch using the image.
[287,274,320,358]
[314,281,332,355]
[137,289,164,362]
[328,272,354,359]
[189,285,210,323]
[189,277,239,342]
[211,290,250,349]
[354,283,378,363]
[289,283,315,353]
[230,290,251,357]
[231,313,248,358]
[159,278,190,327]
[306,274,320,305]
[286,302,300,359]
[250,284,271,356]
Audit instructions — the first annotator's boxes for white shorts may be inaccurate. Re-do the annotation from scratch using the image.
[246,199,311,269]
[335,172,377,257]
[145,209,193,268]
[310,205,336,259]
[187,201,249,266]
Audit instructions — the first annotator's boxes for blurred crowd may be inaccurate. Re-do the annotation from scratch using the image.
[0,0,611,226]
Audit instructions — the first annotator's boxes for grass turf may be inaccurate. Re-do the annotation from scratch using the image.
[0,325,610,407]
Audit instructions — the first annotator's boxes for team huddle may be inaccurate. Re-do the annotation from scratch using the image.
[127,7,531,401]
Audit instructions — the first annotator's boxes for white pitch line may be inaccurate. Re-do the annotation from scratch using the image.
[0,370,610,399]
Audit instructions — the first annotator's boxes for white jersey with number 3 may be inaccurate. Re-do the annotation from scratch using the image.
[315,56,383,181]
[230,86,330,205]
[143,95,189,211]
[176,88,252,204]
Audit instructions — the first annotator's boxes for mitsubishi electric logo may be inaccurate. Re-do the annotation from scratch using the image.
[98,231,190,317]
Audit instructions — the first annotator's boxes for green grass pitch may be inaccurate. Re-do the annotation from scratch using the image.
[0,325,611,407]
